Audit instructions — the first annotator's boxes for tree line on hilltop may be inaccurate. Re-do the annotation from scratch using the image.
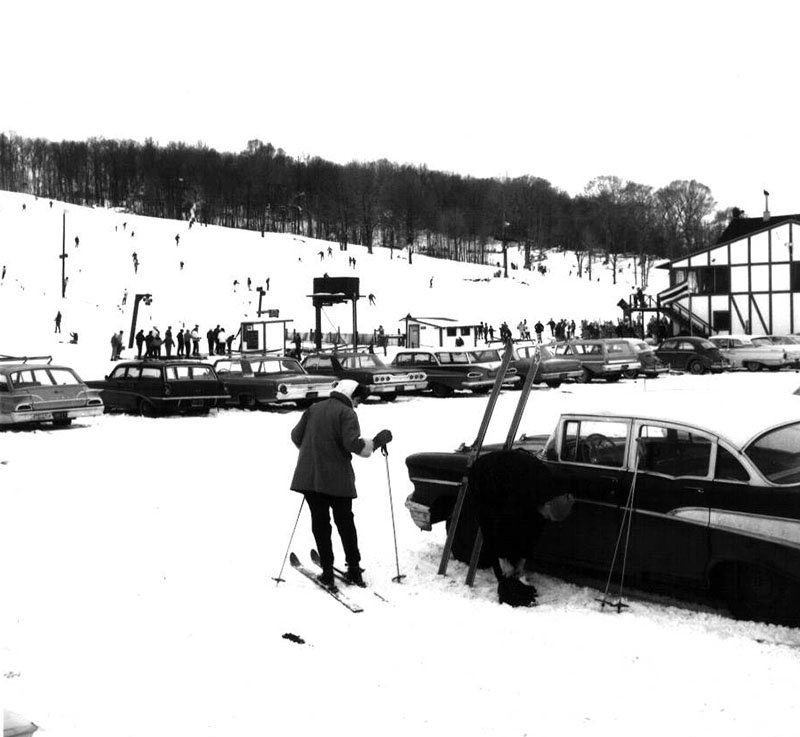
[0,133,731,284]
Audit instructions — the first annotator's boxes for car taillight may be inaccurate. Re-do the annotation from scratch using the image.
[375,374,391,383]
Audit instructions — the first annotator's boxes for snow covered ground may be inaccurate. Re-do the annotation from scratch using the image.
[3,191,800,737]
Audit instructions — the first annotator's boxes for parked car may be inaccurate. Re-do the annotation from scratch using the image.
[0,355,103,427]
[655,336,730,374]
[552,339,641,382]
[618,338,668,379]
[213,354,337,409]
[509,342,584,388]
[750,335,800,367]
[390,348,516,398]
[405,392,800,625]
[708,335,791,372]
[301,351,427,401]
[87,358,229,416]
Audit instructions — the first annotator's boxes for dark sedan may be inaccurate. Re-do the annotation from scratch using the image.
[405,392,800,625]
[656,336,730,374]
[87,359,229,416]
[213,354,337,409]
[301,351,426,401]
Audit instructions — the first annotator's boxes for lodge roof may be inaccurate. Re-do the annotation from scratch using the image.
[715,214,800,245]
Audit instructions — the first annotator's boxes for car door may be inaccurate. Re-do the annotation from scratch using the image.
[657,339,680,370]
[625,422,712,590]
[538,417,631,573]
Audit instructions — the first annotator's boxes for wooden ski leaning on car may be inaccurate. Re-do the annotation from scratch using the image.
[464,345,542,586]
[437,338,519,576]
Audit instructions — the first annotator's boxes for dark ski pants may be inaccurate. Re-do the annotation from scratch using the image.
[304,491,360,570]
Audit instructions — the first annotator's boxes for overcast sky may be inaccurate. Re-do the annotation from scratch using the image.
[5,0,798,216]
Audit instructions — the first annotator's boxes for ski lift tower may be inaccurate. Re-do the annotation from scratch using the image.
[308,276,360,351]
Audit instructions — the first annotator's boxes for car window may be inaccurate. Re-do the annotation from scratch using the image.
[471,350,500,362]
[109,366,128,379]
[660,340,677,350]
[677,342,695,351]
[47,368,81,385]
[715,446,750,482]
[576,344,601,355]
[281,359,303,373]
[141,367,162,379]
[638,425,711,477]
[561,419,628,467]
[745,422,800,483]
[190,366,214,379]
[607,343,624,354]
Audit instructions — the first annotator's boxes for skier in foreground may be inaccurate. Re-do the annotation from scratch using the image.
[290,379,392,588]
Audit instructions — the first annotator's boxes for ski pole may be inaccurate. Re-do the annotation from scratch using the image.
[273,496,306,585]
[382,446,406,583]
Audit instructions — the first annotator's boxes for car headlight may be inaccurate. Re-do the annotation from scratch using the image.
[278,384,288,394]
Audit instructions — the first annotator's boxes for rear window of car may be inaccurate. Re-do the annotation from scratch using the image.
[10,368,80,387]
[436,352,470,364]
[745,422,800,484]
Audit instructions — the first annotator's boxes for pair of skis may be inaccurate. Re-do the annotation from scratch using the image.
[289,550,389,612]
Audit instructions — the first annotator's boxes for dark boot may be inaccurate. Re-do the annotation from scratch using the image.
[497,576,537,607]
[344,565,365,587]
[317,568,335,589]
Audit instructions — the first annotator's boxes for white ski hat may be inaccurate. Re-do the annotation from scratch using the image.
[335,379,360,398]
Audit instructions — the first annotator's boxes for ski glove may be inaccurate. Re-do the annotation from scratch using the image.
[373,429,393,450]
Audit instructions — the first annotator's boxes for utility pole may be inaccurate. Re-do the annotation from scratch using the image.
[59,211,68,298]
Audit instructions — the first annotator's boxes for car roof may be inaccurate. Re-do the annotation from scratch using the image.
[0,363,75,374]
[661,335,708,343]
[556,391,800,448]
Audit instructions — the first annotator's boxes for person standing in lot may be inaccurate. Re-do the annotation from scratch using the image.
[289,379,392,588]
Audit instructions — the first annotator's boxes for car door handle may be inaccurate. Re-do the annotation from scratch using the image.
[684,486,705,494]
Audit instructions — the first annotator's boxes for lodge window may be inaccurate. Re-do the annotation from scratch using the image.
[446,327,457,337]
[791,263,800,291]
[693,266,731,295]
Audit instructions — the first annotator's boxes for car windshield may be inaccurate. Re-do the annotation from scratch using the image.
[253,359,304,375]
[699,340,716,349]
[744,422,800,483]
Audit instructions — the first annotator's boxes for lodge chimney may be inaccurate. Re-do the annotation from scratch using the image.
[763,189,771,221]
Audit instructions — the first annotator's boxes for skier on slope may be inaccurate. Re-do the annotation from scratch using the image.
[289,379,392,589]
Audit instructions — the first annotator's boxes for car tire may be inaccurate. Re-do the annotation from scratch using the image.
[138,399,158,417]
[714,562,800,625]
[382,394,397,402]
[238,394,255,410]
[431,383,453,398]
[577,368,592,383]
[544,380,561,388]
[745,362,762,372]
[445,511,492,568]
[688,360,705,375]
[622,369,639,380]
[605,374,621,383]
